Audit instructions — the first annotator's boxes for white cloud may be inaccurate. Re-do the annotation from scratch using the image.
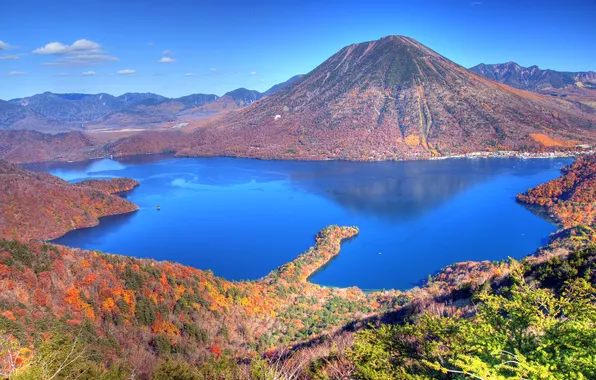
[0,40,14,50]
[250,71,258,76]
[33,39,101,55]
[54,73,72,76]
[8,71,27,76]
[159,56,176,63]
[184,73,196,77]
[210,68,217,72]
[34,39,118,67]
[82,71,96,76]
[117,69,136,75]
[148,42,154,46]
[163,49,173,55]
[0,54,20,60]
[34,42,69,55]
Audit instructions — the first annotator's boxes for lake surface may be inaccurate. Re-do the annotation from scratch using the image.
[28,155,570,290]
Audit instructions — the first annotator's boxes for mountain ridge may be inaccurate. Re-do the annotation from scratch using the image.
[469,62,596,100]
[0,77,302,132]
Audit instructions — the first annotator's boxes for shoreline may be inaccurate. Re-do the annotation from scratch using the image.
[17,148,593,168]
[430,149,594,160]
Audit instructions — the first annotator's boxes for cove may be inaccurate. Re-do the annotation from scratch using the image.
[27,155,571,290]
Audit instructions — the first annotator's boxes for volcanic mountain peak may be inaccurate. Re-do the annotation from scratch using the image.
[302,35,448,92]
[179,35,595,161]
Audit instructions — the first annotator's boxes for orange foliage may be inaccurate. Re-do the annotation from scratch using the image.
[1,310,16,321]
[151,318,180,336]
[529,133,573,148]
[64,287,95,320]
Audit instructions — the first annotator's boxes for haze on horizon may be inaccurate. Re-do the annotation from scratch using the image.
[1,0,595,100]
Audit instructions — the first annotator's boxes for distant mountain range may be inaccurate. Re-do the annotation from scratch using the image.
[1,36,595,163]
[0,75,301,132]
[469,62,596,99]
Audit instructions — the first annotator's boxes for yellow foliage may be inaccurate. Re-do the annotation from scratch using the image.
[101,297,116,312]
[404,134,421,146]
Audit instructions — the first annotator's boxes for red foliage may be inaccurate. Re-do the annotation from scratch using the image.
[209,344,222,357]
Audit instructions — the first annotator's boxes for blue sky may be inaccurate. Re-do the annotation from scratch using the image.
[1,0,595,100]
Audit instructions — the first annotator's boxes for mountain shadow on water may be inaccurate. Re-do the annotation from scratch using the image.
[283,159,512,221]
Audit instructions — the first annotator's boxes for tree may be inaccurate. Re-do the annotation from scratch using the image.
[153,359,200,380]
[0,333,23,378]
[349,266,596,379]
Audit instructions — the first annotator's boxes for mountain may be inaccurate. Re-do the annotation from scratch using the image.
[263,74,305,96]
[0,78,297,133]
[469,62,596,98]
[116,92,169,106]
[172,93,219,109]
[3,36,596,163]
[222,88,263,107]
[175,36,596,161]
[0,99,30,128]
[9,92,123,127]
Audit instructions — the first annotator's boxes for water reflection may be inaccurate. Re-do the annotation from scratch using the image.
[281,159,569,221]
[281,160,503,220]
[23,153,175,182]
[53,211,137,248]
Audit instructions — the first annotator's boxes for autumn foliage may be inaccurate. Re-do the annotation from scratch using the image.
[0,223,406,377]
[517,154,596,229]
[0,160,139,241]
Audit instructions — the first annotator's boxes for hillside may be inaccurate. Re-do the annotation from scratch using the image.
[0,161,139,240]
[170,36,596,161]
[75,178,140,194]
[517,154,596,229]
[0,130,105,164]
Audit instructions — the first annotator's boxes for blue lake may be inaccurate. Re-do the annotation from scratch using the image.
[28,155,570,290]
